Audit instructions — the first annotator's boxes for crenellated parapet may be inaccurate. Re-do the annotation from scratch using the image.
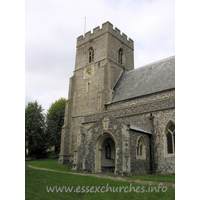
[77,21,133,48]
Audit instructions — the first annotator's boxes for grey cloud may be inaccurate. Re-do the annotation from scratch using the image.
[25,0,174,112]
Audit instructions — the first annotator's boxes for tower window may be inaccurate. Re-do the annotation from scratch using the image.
[89,47,94,63]
[118,48,123,64]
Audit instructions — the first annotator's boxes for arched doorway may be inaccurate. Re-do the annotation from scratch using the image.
[95,132,116,173]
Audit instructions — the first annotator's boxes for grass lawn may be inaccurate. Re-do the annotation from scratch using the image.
[102,173,175,184]
[29,159,175,183]
[128,174,175,183]
[28,159,74,172]
[26,159,175,200]
[26,168,175,200]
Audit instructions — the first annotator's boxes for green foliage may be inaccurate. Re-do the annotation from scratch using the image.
[46,151,60,159]
[25,98,66,158]
[46,98,66,152]
[25,101,46,157]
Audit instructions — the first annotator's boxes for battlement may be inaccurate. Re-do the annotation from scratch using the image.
[77,21,133,49]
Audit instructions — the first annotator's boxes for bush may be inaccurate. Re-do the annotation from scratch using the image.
[46,151,59,159]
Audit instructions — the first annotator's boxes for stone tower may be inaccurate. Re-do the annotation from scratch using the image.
[59,21,134,164]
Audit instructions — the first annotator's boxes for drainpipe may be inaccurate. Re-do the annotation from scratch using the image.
[149,113,155,174]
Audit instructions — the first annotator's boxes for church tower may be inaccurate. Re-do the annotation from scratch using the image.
[59,21,134,164]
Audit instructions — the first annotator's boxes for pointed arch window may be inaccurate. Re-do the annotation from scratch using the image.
[89,47,94,63]
[136,136,146,159]
[165,122,175,155]
[118,48,123,64]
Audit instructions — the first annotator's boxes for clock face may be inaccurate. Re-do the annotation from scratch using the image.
[87,67,92,75]
[84,66,94,78]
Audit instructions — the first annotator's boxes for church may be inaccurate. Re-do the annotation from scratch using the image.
[58,21,175,175]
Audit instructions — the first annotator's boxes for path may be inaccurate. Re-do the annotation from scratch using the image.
[28,165,175,188]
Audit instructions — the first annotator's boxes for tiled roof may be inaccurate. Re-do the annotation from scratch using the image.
[112,56,175,103]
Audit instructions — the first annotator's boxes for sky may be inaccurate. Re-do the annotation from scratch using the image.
[25,0,175,112]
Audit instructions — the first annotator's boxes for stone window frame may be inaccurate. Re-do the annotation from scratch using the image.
[118,48,123,65]
[164,121,175,157]
[136,136,146,160]
[89,47,94,63]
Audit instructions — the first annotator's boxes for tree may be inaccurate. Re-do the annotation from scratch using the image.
[25,101,46,157]
[46,98,66,152]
